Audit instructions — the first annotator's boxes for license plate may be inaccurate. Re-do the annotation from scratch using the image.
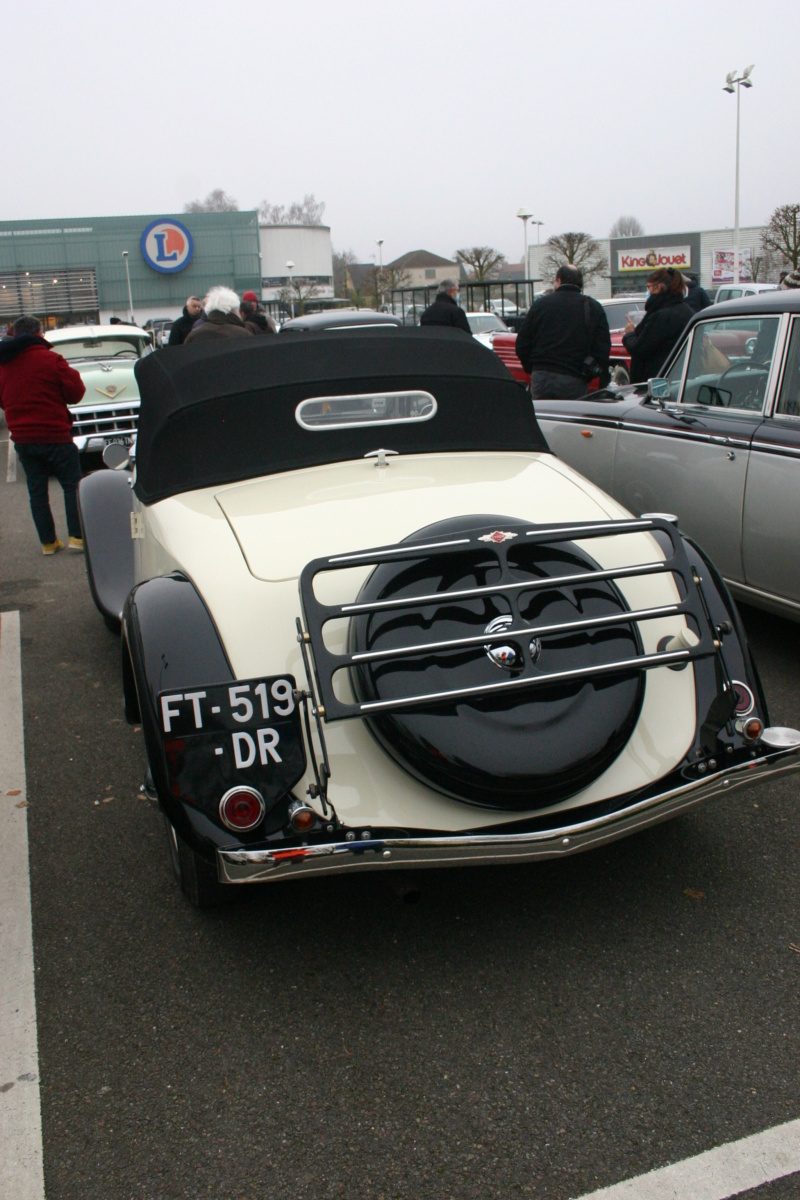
[106,435,134,446]
[157,675,306,808]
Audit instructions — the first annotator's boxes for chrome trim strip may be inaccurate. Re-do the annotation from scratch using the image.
[750,440,800,460]
[537,411,753,448]
[218,739,800,884]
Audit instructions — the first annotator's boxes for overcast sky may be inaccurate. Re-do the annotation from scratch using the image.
[6,0,798,265]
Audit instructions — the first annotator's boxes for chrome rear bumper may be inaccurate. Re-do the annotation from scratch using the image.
[218,735,800,885]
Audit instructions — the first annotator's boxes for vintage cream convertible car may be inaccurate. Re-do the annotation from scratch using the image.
[78,329,800,906]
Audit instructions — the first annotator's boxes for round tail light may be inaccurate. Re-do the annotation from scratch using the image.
[219,786,265,831]
[288,800,316,833]
[732,681,755,716]
[742,717,764,743]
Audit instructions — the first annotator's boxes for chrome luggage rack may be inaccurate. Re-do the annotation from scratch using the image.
[298,517,721,724]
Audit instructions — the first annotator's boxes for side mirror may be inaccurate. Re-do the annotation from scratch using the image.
[647,377,670,402]
[102,442,131,470]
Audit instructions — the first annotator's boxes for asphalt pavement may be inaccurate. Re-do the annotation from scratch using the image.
[1,443,799,1200]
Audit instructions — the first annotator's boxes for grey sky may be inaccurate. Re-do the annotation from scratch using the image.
[6,0,798,265]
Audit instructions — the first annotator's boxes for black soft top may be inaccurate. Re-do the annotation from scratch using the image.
[133,328,546,504]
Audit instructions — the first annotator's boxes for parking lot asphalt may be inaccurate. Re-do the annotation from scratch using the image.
[1,446,799,1200]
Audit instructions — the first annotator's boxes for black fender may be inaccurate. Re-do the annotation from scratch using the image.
[682,535,770,730]
[122,574,234,852]
[77,469,135,628]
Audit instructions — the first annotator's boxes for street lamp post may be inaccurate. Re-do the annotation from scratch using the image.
[121,250,135,323]
[517,208,533,307]
[723,65,754,286]
[286,260,295,318]
[376,239,384,308]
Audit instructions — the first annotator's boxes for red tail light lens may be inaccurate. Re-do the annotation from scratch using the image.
[732,681,755,716]
[219,787,265,831]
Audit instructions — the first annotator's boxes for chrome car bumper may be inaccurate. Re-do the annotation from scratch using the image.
[218,733,800,885]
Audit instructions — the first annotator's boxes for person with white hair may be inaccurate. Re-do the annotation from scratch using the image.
[184,287,252,343]
[419,278,471,334]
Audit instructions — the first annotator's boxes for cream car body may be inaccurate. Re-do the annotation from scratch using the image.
[78,328,800,905]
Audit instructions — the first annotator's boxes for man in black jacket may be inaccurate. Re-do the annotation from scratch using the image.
[168,296,203,345]
[515,265,610,398]
[420,279,471,334]
[684,274,712,313]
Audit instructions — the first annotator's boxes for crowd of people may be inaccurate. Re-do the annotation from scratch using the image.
[168,288,277,345]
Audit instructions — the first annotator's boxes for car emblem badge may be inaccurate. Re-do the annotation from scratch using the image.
[96,383,125,398]
[478,530,518,544]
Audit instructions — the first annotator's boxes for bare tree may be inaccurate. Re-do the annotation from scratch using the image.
[762,203,800,271]
[362,265,412,308]
[454,246,507,281]
[543,232,608,285]
[332,248,358,297]
[183,188,239,213]
[278,277,322,316]
[609,215,644,238]
[259,194,326,225]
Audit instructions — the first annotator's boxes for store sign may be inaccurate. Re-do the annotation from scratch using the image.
[711,248,753,284]
[140,219,194,274]
[617,246,692,273]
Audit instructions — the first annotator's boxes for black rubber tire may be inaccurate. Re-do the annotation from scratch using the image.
[350,514,644,810]
[163,817,236,908]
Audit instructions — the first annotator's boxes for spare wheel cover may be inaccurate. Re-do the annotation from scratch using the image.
[349,515,645,810]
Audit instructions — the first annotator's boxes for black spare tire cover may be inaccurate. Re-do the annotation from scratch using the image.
[349,515,645,810]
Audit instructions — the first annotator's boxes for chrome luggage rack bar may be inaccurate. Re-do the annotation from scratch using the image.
[298,517,718,723]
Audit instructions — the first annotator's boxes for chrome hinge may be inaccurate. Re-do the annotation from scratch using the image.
[130,512,144,539]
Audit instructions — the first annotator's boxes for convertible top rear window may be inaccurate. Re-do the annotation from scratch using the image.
[296,391,436,429]
[133,328,546,504]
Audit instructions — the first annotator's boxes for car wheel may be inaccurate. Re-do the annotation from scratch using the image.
[163,817,237,908]
[349,514,644,810]
[610,364,630,386]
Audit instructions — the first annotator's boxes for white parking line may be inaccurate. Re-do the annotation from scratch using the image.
[5,435,16,483]
[571,1117,800,1199]
[0,611,45,1200]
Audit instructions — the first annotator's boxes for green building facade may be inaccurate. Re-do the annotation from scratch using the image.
[0,211,261,328]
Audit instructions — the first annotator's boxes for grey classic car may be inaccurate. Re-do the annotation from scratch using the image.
[535,290,800,622]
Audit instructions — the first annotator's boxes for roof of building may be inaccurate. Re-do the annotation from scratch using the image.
[387,250,456,269]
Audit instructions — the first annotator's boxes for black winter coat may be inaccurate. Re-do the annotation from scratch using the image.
[515,285,611,381]
[419,291,471,335]
[685,279,712,313]
[622,291,693,383]
[168,306,200,346]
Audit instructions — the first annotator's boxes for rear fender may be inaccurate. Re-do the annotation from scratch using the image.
[122,575,234,842]
[77,468,136,627]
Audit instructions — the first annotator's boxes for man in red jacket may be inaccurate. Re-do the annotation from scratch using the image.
[0,315,86,554]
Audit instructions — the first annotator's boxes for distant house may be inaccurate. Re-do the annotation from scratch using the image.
[387,250,458,290]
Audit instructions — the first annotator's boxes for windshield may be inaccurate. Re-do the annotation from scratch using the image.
[54,337,152,361]
[603,301,644,331]
[467,314,507,334]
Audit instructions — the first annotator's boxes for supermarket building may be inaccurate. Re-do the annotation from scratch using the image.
[0,212,334,329]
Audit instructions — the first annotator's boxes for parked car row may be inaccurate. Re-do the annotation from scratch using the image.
[533,288,800,622]
[75,323,800,908]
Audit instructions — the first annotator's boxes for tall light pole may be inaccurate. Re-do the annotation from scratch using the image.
[286,260,295,318]
[376,239,384,308]
[517,208,533,306]
[723,65,754,285]
[121,250,135,323]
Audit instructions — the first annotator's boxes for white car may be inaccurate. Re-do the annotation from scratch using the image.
[46,324,153,456]
[465,311,508,348]
[487,299,522,318]
[713,283,778,304]
[77,328,800,906]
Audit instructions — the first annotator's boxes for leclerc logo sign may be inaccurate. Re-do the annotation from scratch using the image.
[617,246,691,273]
[140,219,194,274]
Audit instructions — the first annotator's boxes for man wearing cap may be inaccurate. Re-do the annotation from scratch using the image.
[241,291,277,335]
[168,295,204,345]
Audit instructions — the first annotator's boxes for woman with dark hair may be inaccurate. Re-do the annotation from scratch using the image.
[622,267,693,383]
